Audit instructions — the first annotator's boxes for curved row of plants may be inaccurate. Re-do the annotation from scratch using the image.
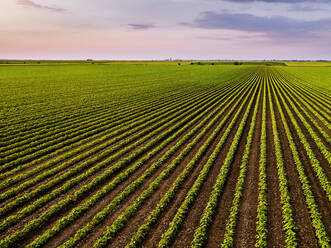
[26,73,257,248]
[1,67,253,143]
[0,80,235,194]
[0,69,212,138]
[155,74,260,248]
[266,75,297,247]
[69,71,260,248]
[255,73,268,248]
[269,74,330,247]
[0,77,221,155]
[0,81,234,182]
[278,70,331,119]
[0,77,238,219]
[218,73,261,247]
[273,69,330,144]
[0,83,220,170]
[270,71,331,203]
[0,70,257,248]
[274,72,331,163]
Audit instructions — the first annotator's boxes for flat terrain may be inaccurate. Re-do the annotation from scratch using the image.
[0,63,330,248]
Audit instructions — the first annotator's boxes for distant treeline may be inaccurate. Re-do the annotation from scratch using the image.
[0,60,287,66]
[189,61,287,66]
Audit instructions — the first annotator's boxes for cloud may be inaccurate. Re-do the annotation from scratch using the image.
[17,0,67,12]
[190,11,331,37]
[289,5,322,11]
[196,34,266,41]
[128,24,154,30]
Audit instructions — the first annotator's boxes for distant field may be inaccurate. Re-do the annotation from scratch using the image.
[282,66,331,92]
[0,60,286,66]
[285,62,331,67]
[0,64,330,248]
[0,60,192,66]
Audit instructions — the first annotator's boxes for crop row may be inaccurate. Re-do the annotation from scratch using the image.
[255,74,268,248]
[0,79,237,185]
[267,75,297,247]
[0,82,219,170]
[282,69,331,109]
[281,71,331,120]
[27,74,256,248]
[1,67,253,142]
[273,70,331,144]
[0,80,234,194]
[0,78,218,156]
[0,71,256,248]
[0,90,220,202]
[180,74,260,248]
[1,89,192,158]
[72,73,260,248]
[1,69,252,172]
[269,73,330,247]
[270,71,331,203]
[0,78,236,219]
[279,78,331,145]
[219,73,262,247]
[128,73,260,248]
[275,75,331,164]
[0,69,208,138]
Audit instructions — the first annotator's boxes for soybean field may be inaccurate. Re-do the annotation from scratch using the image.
[0,63,330,248]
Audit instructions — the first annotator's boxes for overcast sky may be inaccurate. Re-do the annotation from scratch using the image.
[1,0,331,60]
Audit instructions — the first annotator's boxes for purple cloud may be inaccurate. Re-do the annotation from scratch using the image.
[190,11,331,37]
[289,5,322,11]
[128,24,154,30]
[17,0,67,12]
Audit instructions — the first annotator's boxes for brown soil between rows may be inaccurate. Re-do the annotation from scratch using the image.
[1,99,208,244]
[0,98,206,211]
[265,78,286,248]
[270,80,318,247]
[0,77,192,148]
[0,110,139,173]
[274,81,331,180]
[7,83,238,246]
[77,80,254,248]
[0,116,177,220]
[42,87,229,248]
[204,82,259,248]
[168,81,258,248]
[0,88,210,184]
[0,84,227,208]
[233,79,263,248]
[281,71,331,111]
[0,88,215,198]
[2,68,328,247]
[274,82,331,239]
[284,82,331,120]
[0,114,153,192]
[277,78,331,141]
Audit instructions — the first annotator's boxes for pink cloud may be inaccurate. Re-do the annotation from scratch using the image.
[17,0,67,12]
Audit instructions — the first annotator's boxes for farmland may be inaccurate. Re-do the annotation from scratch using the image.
[0,63,330,247]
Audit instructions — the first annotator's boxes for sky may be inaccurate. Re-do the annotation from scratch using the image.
[1,0,331,60]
